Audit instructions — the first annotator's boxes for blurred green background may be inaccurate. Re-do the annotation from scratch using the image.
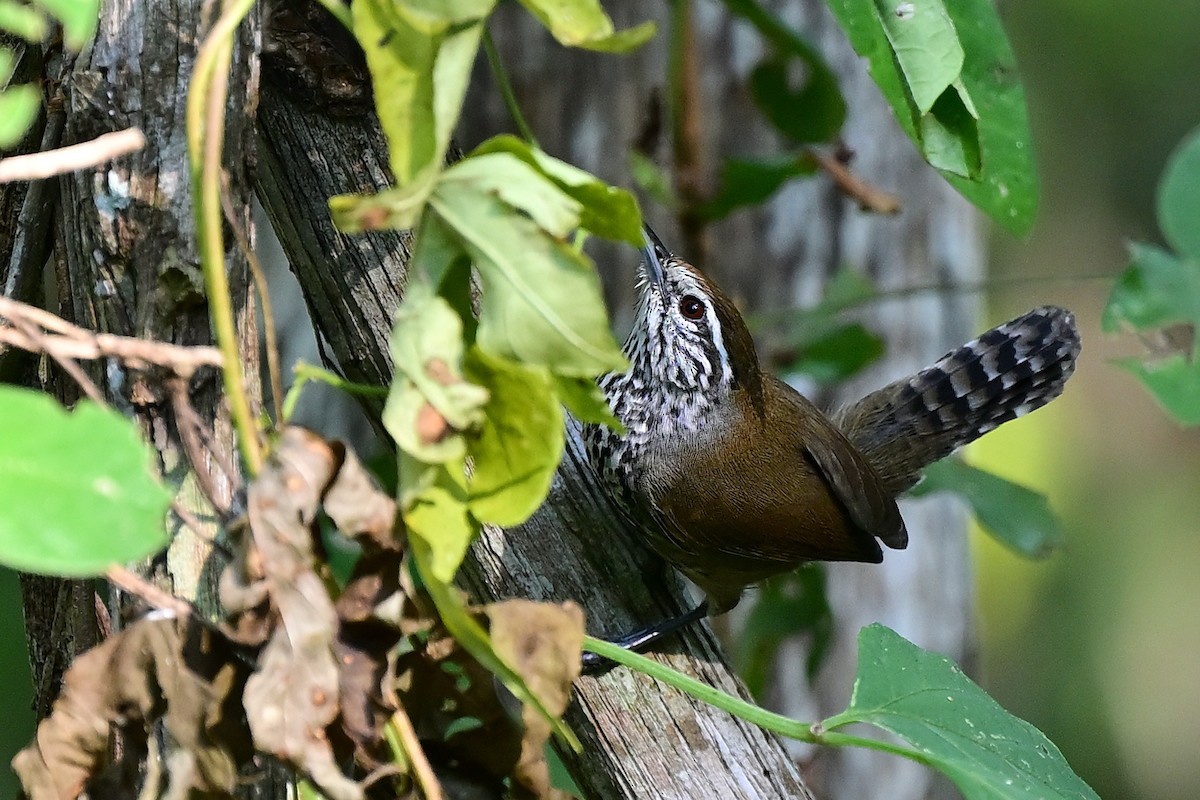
[1,1,1198,797]
[971,2,1200,800]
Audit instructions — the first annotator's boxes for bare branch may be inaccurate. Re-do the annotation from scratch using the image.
[0,297,224,376]
[0,128,147,183]
[811,148,903,215]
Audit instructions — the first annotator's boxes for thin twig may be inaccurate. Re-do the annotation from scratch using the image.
[0,296,224,375]
[483,29,537,145]
[384,699,444,800]
[810,149,902,215]
[0,128,147,183]
[168,376,237,521]
[10,316,108,404]
[105,565,194,619]
[220,186,284,422]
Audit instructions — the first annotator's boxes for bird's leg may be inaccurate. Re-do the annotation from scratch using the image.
[580,600,710,674]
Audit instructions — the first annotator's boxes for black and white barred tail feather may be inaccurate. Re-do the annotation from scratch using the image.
[833,306,1080,495]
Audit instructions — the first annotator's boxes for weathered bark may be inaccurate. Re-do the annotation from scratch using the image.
[467,3,983,800]
[256,73,815,800]
[20,0,281,796]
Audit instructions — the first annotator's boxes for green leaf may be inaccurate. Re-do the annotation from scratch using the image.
[824,625,1099,800]
[697,155,818,221]
[1102,244,1200,334]
[403,0,495,24]
[1113,355,1200,426]
[1101,128,1200,425]
[910,459,1063,558]
[1101,244,1200,425]
[723,0,845,143]
[553,375,623,430]
[430,166,628,376]
[328,184,431,233]
[1158,124,1200,260]
[0,83,39,148]
[0,388,171,576]
[352,0,489,186]
[383,285,490,463]
[0,2,48,41]
[790,323,884,385]
[410,211,473,293]
[405,462,475,584]
[442,152,583,239]
[824,0,1037,234]
[472,135,643,245]
[463,348,565,527]
[869,0,982,177]
[517,0,655,52]
[35,0,98,49]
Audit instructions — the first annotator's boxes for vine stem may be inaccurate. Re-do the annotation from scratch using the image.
[580,635,926,764]
[483,29,538,145]
[186,0,263,474]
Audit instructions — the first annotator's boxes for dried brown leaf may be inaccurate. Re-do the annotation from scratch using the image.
[12,617,252,800]
[241,427,362,800]
[394,599,583,800]
[488,601,583,799]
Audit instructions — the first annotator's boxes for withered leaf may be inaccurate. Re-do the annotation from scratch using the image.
[324,438,407,756]
[241,427,363,800]
[395,599,583,800]
[12,617,252,800]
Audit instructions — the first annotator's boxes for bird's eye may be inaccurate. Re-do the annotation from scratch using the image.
[679,295,706,320]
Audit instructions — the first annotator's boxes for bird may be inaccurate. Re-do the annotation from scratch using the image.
[582,226,1080,654]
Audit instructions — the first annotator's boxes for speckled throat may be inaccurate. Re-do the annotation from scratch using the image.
[583,261,734,523]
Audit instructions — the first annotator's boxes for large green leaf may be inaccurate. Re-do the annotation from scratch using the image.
[0,388,171,576]
[352,0,490,187]
[910,459,1063,558]
[824,625,1099,800]
[442,153,582,238]
[472,135,643,244]
[553,375,623,429]
[463,347,565,527]
[430,160,627,376]
[824,0,1036,234]
[517,0,655,52]
[404,462,475,584]
[383,285,489,463]
[35,0,98,49]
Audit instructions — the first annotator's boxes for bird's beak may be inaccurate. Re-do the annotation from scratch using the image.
[641,223,670,294]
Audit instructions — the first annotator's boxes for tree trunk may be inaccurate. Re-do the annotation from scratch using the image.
[256,73,815,800]
[19,1,284,796]
[467,2,983,799]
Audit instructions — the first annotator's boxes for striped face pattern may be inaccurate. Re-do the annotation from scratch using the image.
[584,256,735,516]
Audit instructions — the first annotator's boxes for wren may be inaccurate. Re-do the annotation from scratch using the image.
[583,227,1080,653]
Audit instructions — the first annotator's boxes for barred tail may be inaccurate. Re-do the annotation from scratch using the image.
[833,306,1081,495]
